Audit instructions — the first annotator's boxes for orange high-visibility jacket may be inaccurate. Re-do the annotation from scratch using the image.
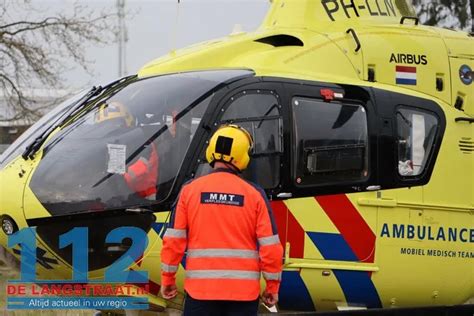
[161,168,283,301]
[124,143,159,199]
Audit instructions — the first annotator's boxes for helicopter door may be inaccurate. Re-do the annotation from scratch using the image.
[281,83,380,310]
[193,83,289,267]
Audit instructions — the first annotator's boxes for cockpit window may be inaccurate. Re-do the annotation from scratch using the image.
[293,97,369,186]
[29,70,253,216]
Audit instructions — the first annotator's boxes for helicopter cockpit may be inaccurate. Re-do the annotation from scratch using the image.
[24,70,254,216]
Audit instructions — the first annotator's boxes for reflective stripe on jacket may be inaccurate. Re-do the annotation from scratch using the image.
[160,168,283,301]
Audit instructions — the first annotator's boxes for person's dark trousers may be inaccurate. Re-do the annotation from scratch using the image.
[183,293,259,316]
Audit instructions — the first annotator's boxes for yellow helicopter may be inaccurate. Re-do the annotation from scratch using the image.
[0,0,473,313]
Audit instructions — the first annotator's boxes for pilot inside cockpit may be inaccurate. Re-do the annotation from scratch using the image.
[95,101,159,200]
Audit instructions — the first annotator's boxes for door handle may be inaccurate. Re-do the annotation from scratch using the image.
[455,117,474,124]
[366,185,381,191]
[346,28,361,52]
[400,16,419,25]
[277,192,293,199]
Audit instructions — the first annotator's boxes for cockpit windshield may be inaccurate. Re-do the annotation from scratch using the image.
[29,70,252,216]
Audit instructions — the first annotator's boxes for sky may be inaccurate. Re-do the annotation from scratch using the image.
[38,0,270,90]
[7,0,470,91]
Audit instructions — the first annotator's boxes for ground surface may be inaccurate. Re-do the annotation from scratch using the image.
[0,259,472,315]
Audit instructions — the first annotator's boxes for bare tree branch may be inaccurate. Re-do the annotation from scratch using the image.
[0,17,62,35]
[0,1,118,122]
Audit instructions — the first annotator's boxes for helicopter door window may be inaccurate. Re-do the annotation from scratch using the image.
[396,108,438,177]
[233,119,283,155]
[196,90,283,189]
[292,97,369,186]
[221,92,280,120]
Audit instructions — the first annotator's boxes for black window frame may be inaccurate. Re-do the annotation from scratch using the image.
[372,88,446,189]
[219,89,284,156]
[279,80,379,198]
[394,105,441,181]
[178,79,291,200]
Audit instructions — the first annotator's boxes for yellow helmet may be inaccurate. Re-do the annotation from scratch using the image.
[206,124,253,172]
[95,101,134,127]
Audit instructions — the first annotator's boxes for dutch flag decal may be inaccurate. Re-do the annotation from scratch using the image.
[396,66,417,85]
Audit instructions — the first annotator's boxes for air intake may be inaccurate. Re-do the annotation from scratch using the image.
[459,138,474,154]
[255,35,304,47]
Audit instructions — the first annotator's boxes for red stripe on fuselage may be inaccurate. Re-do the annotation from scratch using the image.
[315,195,375,263]
[271,201,305,258]
[271,201,288,246]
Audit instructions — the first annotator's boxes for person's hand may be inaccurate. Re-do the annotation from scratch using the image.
[160,284,178,299]
[262,291,278,307]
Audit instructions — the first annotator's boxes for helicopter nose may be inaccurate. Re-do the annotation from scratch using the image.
[33,212,155,272]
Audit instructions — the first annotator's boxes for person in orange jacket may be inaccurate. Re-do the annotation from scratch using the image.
[160,124,283,315]
[123,141,158,200]
[96,101,159,200]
